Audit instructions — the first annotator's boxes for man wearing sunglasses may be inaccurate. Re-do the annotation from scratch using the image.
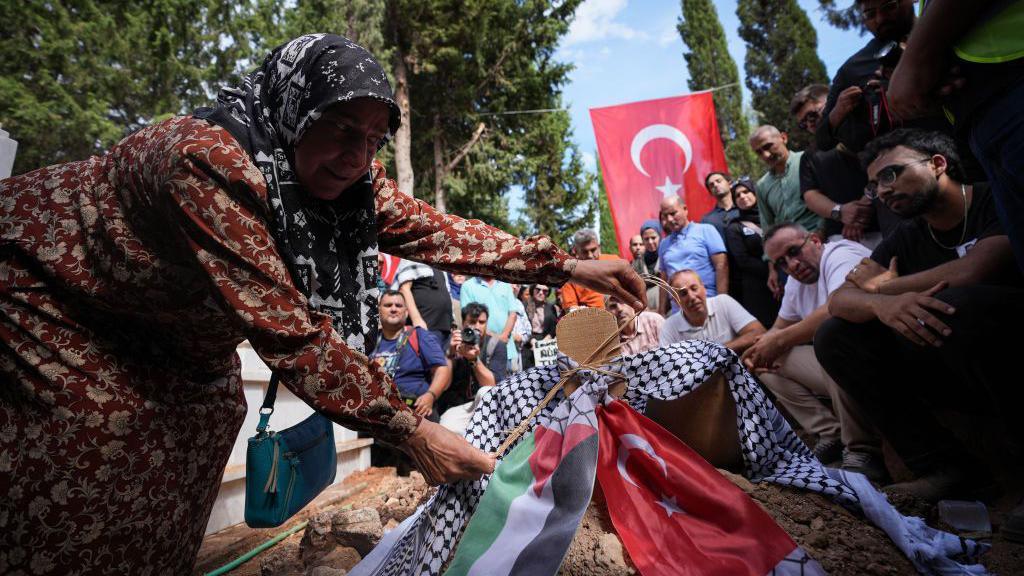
[818,129,1023,505]
[741,223,885,480]
[815,0,918,152]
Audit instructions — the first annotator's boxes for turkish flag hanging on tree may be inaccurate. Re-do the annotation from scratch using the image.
[596,398,824,576]
[590,93,729,259]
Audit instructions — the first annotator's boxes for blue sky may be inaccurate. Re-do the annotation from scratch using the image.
[508,0,867,219]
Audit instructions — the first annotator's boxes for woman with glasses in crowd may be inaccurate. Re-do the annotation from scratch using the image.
[725,178,780,327]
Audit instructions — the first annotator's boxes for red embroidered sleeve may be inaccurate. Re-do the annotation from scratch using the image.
[160,120,418,444]
[371,161,577,286]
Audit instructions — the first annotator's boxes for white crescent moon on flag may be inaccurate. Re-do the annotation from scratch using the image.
[630,124,693,178]
[616,433,668,489]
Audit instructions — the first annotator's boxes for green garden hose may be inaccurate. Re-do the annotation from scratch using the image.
[204,520,309,576]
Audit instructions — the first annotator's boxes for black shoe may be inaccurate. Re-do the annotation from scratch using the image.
[812,437,843,466]
[841,449,890,484]
[1004,502,1024,544]
[885,467,968,503]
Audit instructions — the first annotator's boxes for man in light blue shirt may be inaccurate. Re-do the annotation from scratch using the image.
[657,195,728,315]
[459,276,519,370]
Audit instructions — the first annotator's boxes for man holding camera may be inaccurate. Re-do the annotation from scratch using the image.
[438,302,508,435]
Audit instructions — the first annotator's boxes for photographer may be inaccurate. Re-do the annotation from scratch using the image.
[438,303,508,434]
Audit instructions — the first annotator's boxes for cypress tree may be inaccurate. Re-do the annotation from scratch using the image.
[737,0,828,150]
[678,0,757,178]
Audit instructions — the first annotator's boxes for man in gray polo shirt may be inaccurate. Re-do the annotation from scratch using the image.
[659,269,765,354]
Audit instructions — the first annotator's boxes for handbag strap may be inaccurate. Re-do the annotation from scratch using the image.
[256,372,280,433]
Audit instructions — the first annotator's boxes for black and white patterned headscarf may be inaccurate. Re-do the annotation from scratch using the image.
[195,33,400,353]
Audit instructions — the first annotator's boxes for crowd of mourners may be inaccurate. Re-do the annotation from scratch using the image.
[370,0,1024,540]
[2,1,1022,572]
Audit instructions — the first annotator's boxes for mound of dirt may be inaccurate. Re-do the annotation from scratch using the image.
[196,466,1021,575]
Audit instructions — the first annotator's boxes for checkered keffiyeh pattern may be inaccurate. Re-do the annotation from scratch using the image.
[349,341,988,576]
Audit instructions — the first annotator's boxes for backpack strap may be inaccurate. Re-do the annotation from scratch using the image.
[405,326,420,356]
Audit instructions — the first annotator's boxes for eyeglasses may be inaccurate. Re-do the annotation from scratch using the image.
[861,0,900,20]
[864,158,931,199]
[797,109,822,131]
[533,287,549,294]
[773,235,811,271]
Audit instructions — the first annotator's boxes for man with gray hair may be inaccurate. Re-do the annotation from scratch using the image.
[750,125,822,298]
[742,222,885,481]
[559,228,617,310]
[656,194,728,316]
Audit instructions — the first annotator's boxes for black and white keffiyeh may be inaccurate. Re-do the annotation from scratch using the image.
[195,33,400,353]
[351,341,990,576]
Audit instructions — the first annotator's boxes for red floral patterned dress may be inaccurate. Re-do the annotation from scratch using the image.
[0,117,574,574]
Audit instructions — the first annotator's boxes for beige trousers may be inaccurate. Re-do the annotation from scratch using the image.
[758,345,879,453]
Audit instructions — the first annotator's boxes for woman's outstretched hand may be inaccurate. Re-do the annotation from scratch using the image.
[399,418,497,485]
[570,258,648,312]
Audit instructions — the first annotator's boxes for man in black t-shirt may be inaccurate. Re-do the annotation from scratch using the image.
[794,83,898,247]
[816,130,1023,501]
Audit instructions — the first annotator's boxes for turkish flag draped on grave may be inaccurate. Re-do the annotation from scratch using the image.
[590,93,728,259]
[596,398,821,576]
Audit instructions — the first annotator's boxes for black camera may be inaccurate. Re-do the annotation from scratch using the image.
[461,327,481,347]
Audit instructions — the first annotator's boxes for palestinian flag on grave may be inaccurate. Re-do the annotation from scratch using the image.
[444,388,599,576]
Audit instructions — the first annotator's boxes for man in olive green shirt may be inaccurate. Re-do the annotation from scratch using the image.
[750,125,823,296]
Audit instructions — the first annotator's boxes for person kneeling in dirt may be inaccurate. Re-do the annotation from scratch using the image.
[819,129,1024,506]
[438,303,507,435]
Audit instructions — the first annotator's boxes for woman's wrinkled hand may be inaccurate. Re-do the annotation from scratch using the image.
[570,258,647,312]
[399,418,496,485]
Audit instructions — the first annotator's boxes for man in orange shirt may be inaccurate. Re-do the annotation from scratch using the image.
[560,229,621,310]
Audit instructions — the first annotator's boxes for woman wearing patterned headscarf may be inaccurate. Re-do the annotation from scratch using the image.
[0,34,645,573]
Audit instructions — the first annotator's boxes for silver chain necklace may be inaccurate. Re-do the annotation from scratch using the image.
[927,183,968,250]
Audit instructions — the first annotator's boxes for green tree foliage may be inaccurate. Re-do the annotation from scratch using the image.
[595,166,620,256]
[737,0,829,150]
[678,0,757,178]
[816,0,866,32]
[389,0,592,234]
[2,0,591,245]
[0,1,271,175]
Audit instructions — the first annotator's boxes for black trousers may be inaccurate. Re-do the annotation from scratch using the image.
[814,285,1024,476]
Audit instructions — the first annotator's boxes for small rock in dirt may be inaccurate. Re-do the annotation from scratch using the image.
[306,567,346,576]
[260,540,303,576]
[810,516,825,532]
[332,507,383,556]
[301,512,336,565]
[310,546,361,572]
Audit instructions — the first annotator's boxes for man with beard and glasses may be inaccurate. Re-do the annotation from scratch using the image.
[815,0,917,152]
[742,223,885,480]
[818,129,1024,506]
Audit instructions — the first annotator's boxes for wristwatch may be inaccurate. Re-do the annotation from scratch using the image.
[830,203,843,222]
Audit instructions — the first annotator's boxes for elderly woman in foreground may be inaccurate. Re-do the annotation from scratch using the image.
[0,34,645,574]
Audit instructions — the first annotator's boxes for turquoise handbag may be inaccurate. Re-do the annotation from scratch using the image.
[244,374,337,528]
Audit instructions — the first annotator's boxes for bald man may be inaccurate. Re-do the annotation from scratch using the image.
[749,125,822,297]
[657,195,728,315]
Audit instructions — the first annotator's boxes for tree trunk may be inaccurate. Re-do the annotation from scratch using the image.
[433,113,446,213]
[392,49,414,196]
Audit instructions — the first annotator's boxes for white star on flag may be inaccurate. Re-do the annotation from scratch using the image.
[656,493,686,517]
[655,176,681,198]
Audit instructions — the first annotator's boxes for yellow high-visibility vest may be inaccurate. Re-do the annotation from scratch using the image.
[921,0,1024,63]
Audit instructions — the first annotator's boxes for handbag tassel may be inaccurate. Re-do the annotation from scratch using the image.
[263,442,279,494]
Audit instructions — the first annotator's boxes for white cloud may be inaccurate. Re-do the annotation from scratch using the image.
[657,25,679,47]
[581,151,597,171]
[564,0,648,47]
